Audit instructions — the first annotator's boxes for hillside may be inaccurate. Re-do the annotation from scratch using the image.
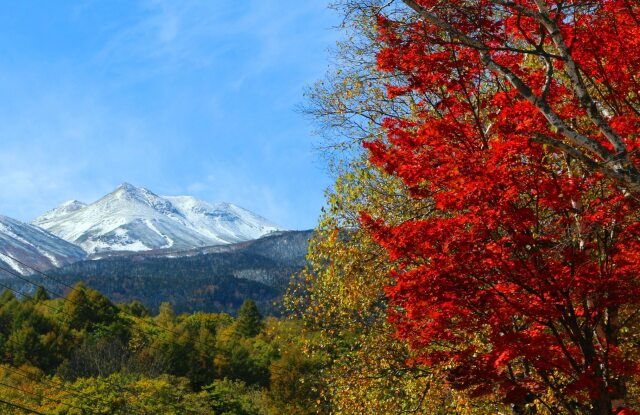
[0,215,86,275]
[13,230,312,315]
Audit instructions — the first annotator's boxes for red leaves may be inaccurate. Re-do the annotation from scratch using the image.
[362,0,640,409]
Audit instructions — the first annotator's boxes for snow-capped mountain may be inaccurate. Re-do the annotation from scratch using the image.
[34,200,87,224]
[0,215,86,276]
[32,183,283,253]
[164,196,280,244]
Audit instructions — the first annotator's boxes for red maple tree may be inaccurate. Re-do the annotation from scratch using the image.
[361,1,640,413]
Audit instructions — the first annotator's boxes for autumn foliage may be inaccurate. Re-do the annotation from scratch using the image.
[361,1,640,413]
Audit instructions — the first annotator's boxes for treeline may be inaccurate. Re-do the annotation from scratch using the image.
[0,284,328,414]
[13,230,313,316]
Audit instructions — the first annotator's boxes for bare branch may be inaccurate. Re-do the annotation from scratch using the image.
[532,0,631,157]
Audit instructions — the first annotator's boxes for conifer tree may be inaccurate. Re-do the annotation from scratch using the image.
[33,286,49,303]
[235,300,263,338]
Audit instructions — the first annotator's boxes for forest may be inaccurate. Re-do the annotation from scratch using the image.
[0,285,327,414]
[5,230,312,316]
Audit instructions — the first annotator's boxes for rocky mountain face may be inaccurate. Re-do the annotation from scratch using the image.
[33,183,283,254]
[0,215,86,276]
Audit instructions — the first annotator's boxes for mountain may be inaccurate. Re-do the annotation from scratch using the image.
[17,230,313,315]
[0,215,86,276]
[33,200,87,224]
[33,183,283,254]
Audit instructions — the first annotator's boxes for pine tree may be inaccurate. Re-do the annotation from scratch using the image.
[235,300,263,338]
[33,286,49,302]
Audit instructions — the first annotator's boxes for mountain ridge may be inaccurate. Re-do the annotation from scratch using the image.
[14,230,313,315]
[0,215,86,276]
[33,183,283,254]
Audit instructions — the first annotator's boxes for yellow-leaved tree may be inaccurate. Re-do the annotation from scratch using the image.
[287,3,504,413]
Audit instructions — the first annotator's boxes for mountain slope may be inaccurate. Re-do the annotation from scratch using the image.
[34,200,87,224]
[18,230,312,314]
[33,183,283,253]
[0,215,86,276]
[165,196,279,244]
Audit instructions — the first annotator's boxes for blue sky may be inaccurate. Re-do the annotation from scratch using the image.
[0,1,339,229]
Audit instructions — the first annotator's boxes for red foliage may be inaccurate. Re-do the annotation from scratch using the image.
[364,1,640,411]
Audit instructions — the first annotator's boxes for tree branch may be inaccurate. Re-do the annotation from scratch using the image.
[401,0,615,162]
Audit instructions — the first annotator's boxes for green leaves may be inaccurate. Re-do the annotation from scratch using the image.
[236,300,264,338]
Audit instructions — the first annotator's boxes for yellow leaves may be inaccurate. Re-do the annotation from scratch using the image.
[286,156,454,413]
[11,373,215,415]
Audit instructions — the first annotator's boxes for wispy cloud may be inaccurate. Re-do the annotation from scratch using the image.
[0,0,337,229]
[92,1,334,84]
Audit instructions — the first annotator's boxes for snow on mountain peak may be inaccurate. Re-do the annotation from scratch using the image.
[0,215,86,276]
[32,183,285,254]
[32,199,87,226]
[118,182,135,190]
[61,199,86,208]
[164,195,281,244]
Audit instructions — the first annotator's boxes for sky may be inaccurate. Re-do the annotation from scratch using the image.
[0,1,340,230]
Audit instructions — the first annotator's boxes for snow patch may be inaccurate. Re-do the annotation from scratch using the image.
[0,253,31,275]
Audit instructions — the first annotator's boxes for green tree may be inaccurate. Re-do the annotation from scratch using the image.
[235,300,263,338]
[33,286,49,303]
[0,289,16,306]
[266,320,329,415]
[63,283,122,335]
[156,302,176,327]
[119,300,150,317]
[204,379,262,415]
